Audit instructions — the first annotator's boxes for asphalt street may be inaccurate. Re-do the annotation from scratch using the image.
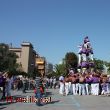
[0,89,110,110]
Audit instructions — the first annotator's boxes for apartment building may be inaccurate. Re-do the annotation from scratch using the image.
[36,56,46,77]
[9,42,36,73]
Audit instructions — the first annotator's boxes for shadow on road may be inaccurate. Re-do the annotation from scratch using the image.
[45,91,53,97]
[42,100,60,106]
[49,100,60,104]
[0,107,7,109]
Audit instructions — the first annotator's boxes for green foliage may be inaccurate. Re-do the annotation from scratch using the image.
[46,71,55,78]
[65,52,78,71]
[104,62,110,74]
[94,58,104,72]
[53,52,78,77]
[54,63,66,77]
[8,70,27,76]
[0,43,9,71]
[28,68,41,79]
[0,43,18,73]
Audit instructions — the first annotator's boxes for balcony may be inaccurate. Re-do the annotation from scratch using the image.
[38,65,45,69]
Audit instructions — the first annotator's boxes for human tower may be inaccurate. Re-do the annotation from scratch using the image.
[77,36,94,73]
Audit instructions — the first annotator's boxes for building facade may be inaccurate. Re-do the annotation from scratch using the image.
[36,57,46,77]
[9,42,36,73]
[46,63,53,75]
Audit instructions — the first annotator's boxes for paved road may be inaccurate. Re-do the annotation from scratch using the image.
[0,89,110,110]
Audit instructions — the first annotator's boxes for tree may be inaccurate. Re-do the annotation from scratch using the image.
[53,52,78,77]
[54,63,66,77]
[0,43,18,73]
[94,58,104,72]
[28,68,41,79]
[104,61,110,74]
[65,52,78,72]
[107,63,110,74]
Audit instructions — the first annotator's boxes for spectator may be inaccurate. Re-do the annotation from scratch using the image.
[53,76,57,89]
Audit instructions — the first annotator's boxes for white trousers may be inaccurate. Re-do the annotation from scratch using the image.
[78,54,81,64]
[72,84,76,95]
[59,82,64,95]
[85,84,89,95]
[91,83,99,95]
[90,54,94,61]
[65,82,69,95]
[68,82,72,93]
[107,83,110,94]
[82,54,87,61]
[76,83,79,95]
[101,90,107,95]
[79,83,86,95]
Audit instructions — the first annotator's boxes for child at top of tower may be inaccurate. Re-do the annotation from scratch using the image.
[84,36,91,49]
[83,36,94,59]
[83,36,92,51]
[84,36,89,43]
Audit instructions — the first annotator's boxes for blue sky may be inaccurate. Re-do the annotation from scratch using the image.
[0,0,110,64]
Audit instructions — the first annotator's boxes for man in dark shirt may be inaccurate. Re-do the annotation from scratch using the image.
[0,72,6,100]
[35,77,43,106]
